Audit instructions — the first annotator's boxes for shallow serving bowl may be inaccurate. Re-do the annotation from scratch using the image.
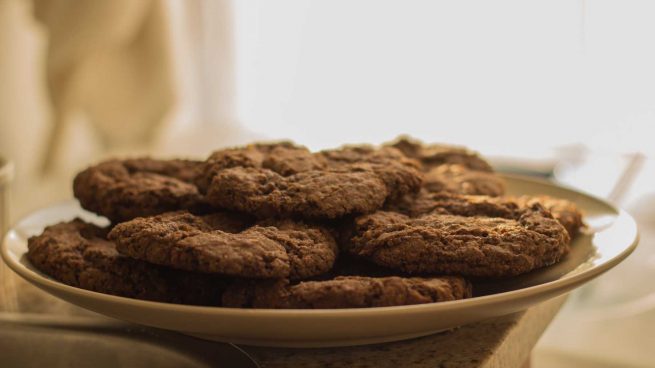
[1,175,639,347]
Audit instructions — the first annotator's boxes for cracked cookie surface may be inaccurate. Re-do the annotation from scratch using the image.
[108,211,338,280]
[202,143,422,219]
[73,158,206,222]
[387,137,504,197]
[27,219,223,305]
[423,164,506,196]
[390,191,583,238]
[388,136,493,172]
[347,193,570,277]
[508,195,584,238]
[222,275,471,309]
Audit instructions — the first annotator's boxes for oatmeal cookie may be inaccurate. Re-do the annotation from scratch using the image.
[27,220,223,305]
[108,211,338,280]
[222,275,471,309]
[73,158,205,222]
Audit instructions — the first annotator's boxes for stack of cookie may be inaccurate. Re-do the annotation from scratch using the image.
[27,137,583,309]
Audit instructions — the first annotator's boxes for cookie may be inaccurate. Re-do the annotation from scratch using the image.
[319,145,424,200]
[509,195,584,237]
[390,191,582,238]
[121,158,204,183]
[386,137,505,198]
[388,136,493,172]
[195,142,325,192]
[202,143,422,219]
[108,211,338,280]
[73,158,206,222]
[423,164,506,196]
[346,193,570,277]
[222,276,471,309]
[27,220,223,305]
[387,191,521,218]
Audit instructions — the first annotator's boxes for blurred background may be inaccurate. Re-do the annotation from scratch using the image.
[0,0,654,366]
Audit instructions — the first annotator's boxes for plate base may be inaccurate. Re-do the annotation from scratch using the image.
[184,328,454,348]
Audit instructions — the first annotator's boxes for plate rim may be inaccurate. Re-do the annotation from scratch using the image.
[1,174,640,318]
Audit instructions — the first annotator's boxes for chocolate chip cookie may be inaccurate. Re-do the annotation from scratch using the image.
[73,158,206,222]
[222,276,471,309]
[27,220,223,305]
[108,211,338,280]
[346,193,570,277]
[202,142,422,219]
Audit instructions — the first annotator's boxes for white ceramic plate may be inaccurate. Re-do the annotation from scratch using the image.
[1,175,639,347]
